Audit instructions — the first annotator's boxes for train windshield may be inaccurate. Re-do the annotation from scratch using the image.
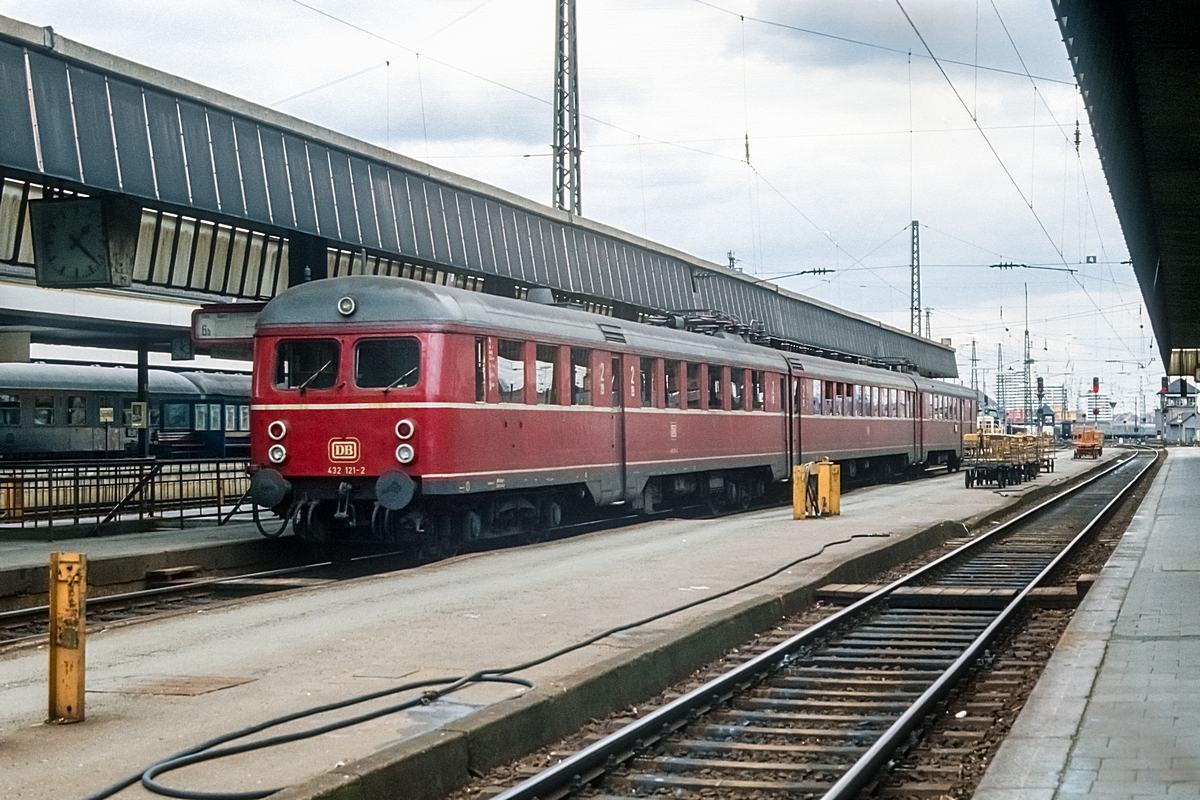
[356,338,421,390]
[275,339,340,390]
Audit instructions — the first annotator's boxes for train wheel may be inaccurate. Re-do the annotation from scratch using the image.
[965,471,973,489]
[462,510,483,541]
[410,512,440,563]
[435,516,463,560]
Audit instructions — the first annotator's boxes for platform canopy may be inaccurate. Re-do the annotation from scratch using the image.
[0,14,959,377]
[1054,0,1200,375]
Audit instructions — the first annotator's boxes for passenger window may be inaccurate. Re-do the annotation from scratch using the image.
[708,365,723,410]
[33,397,54,426]
[871,386,879,416]
[209,403,222,431]
[498,339,525,403]
[730,368,745,411]
[752,371,764,410]
[163,403,190,430]
[194,404,208,431]
[475,337,486,402]
[812,380,822,415]
[276,339,340,390]
[900,391,908,418]
[686,363,701,409]
[570,348,592,405]
[67,396,87,426]
[240,405,250,431]
[356,337,420,390]
[855,385,864,416]
[535,344,560,405]
[824,381,834,415]
[664,360,681,408]
[640,357,654,407]
[611,357,622,408]
[891,388,899,417]
[0,394,20,426]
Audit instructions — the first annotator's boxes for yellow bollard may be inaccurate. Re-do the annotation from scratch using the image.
[48,552,86,723]
[794,460,841,519]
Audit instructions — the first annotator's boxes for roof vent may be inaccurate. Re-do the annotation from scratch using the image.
[527,287,555,305]
[598,323,626,344]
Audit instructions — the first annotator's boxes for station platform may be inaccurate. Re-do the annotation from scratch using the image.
[0,521,291,605]
[0,451,1108,800]
[977,447,1200,799]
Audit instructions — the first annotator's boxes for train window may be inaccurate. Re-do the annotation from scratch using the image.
[475,337,486,403]
[67,396,87,426]
[209,403,222,431]
[571,348,592,405]
[225,405,237,432]
[276,339,339,391]
[163,403,190,431]
[812,380,822,415]
[664,359,680,408]
[752,371,764,410]
[730,368,745,411]
[535,345,560,405]
[33,397,55,426]
[854,385,863,416]
[239,405,250,431]
[194,404,208,431]
[890,388,899,417]
[869,386,878,416]
[686,363,701,409]
[356,338,420,390]
[708,365,723,410]
[900,391,908,418]
[0,394,19,425]
[823,381,834,415]
[640,357,654,407]
[498,340,526,403]
[611,357,622,408]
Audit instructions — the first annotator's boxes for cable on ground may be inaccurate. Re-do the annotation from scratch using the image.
[85,526,891,800]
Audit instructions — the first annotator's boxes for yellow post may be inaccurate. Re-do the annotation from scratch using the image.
[792,465,806,519]
[48,552,86,723]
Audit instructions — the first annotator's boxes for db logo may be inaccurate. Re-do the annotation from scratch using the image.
[328,438,360,462]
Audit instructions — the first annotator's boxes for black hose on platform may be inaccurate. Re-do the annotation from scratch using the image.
[85,528,891,800]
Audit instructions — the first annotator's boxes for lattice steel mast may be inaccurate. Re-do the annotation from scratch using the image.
[909,220,921,335]
[553,0,581,215]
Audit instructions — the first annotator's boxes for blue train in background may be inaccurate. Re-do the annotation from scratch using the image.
[0,362,250,460]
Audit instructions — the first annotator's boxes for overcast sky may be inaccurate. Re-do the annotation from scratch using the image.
[3,0,1156,415]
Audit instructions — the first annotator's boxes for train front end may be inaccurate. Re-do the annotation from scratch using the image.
[248,277,450,547]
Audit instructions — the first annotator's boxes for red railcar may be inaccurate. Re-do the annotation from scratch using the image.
[249,277,976,554]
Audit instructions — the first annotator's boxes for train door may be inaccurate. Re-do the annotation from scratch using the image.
[611,355,627,499]
[913,389,925,464]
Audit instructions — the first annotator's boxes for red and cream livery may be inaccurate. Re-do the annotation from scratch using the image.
[249,276,975,554]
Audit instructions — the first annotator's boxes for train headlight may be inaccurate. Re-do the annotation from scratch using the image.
[337,296,356,316]
[267,420,287,441]
[268,444,288,464]
[395,419,415,440]
[395,443,415,464]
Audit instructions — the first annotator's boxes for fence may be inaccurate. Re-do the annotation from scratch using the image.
[0,458,252,534]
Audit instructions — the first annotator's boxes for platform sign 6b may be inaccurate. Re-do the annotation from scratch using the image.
[328,438,360,462]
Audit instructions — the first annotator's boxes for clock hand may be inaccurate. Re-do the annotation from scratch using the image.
[67,233,105,266]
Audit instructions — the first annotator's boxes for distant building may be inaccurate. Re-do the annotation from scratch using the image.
[1079,391,1114,423]
[1158,379,1198,444]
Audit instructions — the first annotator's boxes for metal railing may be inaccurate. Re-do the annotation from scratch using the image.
[0,458,252,534]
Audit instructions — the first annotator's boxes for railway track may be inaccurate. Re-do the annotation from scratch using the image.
[488,448,1155,800]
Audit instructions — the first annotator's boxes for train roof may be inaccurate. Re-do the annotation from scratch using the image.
[0,363,203,395]
[258,276,788,371]
[257,277,976,397]
[178,371,251,397]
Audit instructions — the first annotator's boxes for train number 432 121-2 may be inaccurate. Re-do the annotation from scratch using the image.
[327,466,366,475]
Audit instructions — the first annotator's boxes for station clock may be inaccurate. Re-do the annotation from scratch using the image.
[29,197,137,288]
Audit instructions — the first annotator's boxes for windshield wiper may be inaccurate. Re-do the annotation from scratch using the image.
[382,366,418,394]
[296,360,333,394]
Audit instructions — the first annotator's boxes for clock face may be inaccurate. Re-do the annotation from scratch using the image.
[30,199,111,287]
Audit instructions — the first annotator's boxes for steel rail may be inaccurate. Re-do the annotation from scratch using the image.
[491,448,1156,800]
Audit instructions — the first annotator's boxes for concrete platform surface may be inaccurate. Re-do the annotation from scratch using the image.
[0,453,1107,800]
[976,447,1200,800]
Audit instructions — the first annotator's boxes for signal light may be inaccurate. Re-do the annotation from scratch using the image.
[1163,376,1170,394]
[1092,377,1099,393]
[1037,377,1044,396]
